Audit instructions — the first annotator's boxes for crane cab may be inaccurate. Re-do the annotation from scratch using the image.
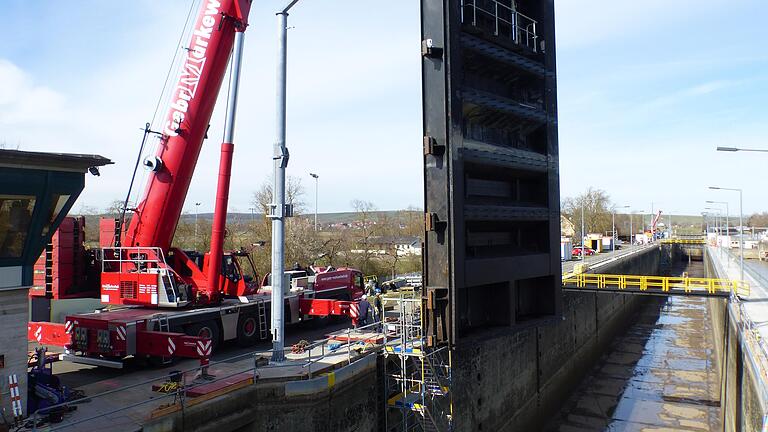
[100,246,259,308]
[100,247,191,307]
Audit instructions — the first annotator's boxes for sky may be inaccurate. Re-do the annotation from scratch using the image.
[1,0,767,216]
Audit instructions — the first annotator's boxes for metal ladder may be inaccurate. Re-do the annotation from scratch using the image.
[422,363,444,396]
[155,314,172,364]
[257,300,268,340]
[156,314,170,332]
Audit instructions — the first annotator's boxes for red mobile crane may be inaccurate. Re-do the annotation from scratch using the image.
[28,0,361,367]
[651,210,663,233]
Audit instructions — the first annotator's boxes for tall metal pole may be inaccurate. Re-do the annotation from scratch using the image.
[581,203,585,263]
[611,210,615,252]
[668,213,672,238]
[710,187,744,281]
[739,189,743,281]
[270,8,292,363]
[310,173,319,232]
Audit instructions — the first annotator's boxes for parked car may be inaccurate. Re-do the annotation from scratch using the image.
[572,246,595,257]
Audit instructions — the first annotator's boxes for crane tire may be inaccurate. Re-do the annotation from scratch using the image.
[186,320,221,352]
[236,314,260,347]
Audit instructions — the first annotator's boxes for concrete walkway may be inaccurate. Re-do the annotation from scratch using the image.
[23,321,380,431]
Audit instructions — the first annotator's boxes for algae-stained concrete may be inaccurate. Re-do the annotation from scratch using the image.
[452,247,661,431]
[143,356,381,432]
[547,294,722,431]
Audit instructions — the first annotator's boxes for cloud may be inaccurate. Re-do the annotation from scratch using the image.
[0,1,425,214]
[637,79,742,111]
[0,59,66,125]
[687,80,734,96]
[555,0,735,49]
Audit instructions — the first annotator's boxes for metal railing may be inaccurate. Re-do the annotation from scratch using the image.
[25,321,387,431]
[100,246,167,273]
[660,239,707,245]
[563,273,750,297]
[460,0,539,52]
[708,247,768,427]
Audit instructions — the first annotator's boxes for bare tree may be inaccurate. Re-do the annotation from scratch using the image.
[749,212,768,228]
[105,199,125,217]
[561,188,613,242]
[252,176,307,217]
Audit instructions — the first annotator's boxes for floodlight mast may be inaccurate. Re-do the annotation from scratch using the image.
[270,0,304,362]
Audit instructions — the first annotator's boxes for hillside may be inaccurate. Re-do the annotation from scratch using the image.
[177,210,420,224]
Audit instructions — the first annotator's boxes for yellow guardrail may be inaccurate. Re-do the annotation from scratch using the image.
[660,239,707,244]
[562,273,750,297]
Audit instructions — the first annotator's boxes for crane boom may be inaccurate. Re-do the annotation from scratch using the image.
[652,210,663,232]
[124,0,251,251]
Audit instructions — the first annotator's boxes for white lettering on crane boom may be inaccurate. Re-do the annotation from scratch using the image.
[163,0,221,136]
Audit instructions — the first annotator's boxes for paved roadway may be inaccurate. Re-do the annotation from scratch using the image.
[25,318,361,431]
[561,243,651,275]
[46,318,352,389]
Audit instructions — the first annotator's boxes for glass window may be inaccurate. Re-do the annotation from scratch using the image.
[0,195,36,258]
[222,255,240,282]
[41,194,70,237]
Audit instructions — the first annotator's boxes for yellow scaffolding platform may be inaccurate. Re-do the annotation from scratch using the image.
[562,273,749,297]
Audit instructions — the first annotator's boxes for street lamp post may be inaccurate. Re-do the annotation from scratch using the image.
[706,200,729,237]
[667,212,672,238]
[195,202,201,249]
[631,210,646,245]
[581,203,585,263]
[717,146,768,153]
[270,0,303,363]
[710,187,744,281]
[613,205,630,251]
[309,173,319,232]
[705,207,723,256]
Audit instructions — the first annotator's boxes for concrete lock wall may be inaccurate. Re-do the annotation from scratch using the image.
[144,355,381,432]
[148,248,661,432]
[705,249,767,432]
[453,247,660,431]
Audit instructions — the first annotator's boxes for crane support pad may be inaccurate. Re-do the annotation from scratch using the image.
[299,299,359,318]
[28,322,70,347]
[136,331,211,359]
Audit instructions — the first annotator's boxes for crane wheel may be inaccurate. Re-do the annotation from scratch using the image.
[186,321,221,351]
[236,314,260,347]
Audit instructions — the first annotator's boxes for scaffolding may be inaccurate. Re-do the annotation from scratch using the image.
[384,296,453,432]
